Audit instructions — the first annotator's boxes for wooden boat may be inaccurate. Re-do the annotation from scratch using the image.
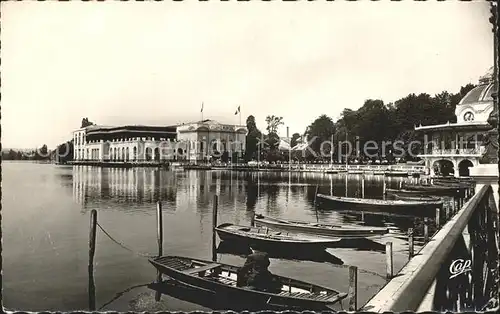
[253,214,388,238]
[403,183,462,191]
[392,194,442,202]
[215,223,341,251]
[149,256,347,309]
[317,193,442,215]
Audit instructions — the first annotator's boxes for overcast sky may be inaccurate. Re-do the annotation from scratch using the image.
[1,1,494,149]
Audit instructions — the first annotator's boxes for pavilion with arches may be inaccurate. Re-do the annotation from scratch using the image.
[415,67,496,177]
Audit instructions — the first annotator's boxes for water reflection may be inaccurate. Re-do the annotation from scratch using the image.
[216,240,344,265]
[71,166,430,243]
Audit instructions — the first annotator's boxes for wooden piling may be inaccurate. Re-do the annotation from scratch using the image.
[156,201,163,257]
[313,185,319,207]
[212,194,218,262]
[361,175,365,199]
[423,217,429,242]
[382,179,386,200]
[88,209,97,311]
[435,207,440,228]
[408,228,414,260]
[385,242,393,280]
[348,266,358,311]
[250,211,255,227]
[155,202,164,302]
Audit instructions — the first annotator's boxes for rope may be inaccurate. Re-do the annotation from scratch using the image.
[325,263,386,279]
[98,283,150,310]
[96,222,157,258]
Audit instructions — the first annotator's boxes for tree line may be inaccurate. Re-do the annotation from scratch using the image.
[244,83,476,163]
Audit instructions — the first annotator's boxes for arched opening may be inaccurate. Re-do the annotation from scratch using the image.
[432,159,454,177]
[458,159,474,177]
[121,147,124,161]
[125,147,129,161]
[154,147,160,161]
[146,147,153,161]
[133,147,137,161]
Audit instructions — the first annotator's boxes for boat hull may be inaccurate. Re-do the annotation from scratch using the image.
[317,194,442,216]
[215,224,339,251]
[149,256,346,309]
[254,216,388,238]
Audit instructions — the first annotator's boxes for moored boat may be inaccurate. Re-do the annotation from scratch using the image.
[392,194,442,202]
[149,256,347,309]
[317,193,442,216]
[253,214,388,238]
[387,186,464,197]
[215,223,341,251]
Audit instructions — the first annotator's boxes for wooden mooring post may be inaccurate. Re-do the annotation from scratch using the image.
[386,242,393,279]
[88,209,97,311]
[212,194,219,262]
[348,266,358,311]
[157,201,163,257]
[155,201,164,302]
[250,211,255,227]
[408,228,414,260]
[423,217,429,242]
[435,207,440,228]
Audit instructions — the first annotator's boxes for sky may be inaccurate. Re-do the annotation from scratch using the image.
[1,0,494,149]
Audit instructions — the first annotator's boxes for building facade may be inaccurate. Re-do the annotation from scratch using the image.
[71,120,247,163]
[176,119,248,162]
[416,68,496,177]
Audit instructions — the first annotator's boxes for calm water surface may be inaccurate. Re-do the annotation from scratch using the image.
[2,162,436,311]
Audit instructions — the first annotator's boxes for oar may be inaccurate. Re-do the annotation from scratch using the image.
[313,185,320,223]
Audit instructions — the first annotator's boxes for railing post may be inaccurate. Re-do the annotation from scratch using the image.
[348,266,358,311]
[386,242,393,279]
[423,217,429,242]
[408,228,414,260]
[212,194,218,262]
[435,207,440,228]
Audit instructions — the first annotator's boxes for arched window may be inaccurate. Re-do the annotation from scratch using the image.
[125,147,129,161]
[133,146,137,161]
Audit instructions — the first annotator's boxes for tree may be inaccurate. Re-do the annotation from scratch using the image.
[265,115,284,134]
[290,133,301,149]
[244,115,263,161]
[265,115,284,151]
[305,114,335,158]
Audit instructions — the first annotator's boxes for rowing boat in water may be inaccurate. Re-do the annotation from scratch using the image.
[149,256,347,309]
[403,183,464,192]
[215,223,341,251]
[392,194,442,202]
[317,193,442,215]
[253,214,388,238]
[386,187,461,197]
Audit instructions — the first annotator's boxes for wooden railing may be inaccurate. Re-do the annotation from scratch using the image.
[362,185,499,312]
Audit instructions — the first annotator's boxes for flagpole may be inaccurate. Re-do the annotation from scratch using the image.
[201,102,204,122]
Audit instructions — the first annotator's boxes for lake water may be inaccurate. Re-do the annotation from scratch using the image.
[2,161,441,311]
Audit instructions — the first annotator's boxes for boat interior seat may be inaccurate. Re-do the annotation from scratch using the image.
[182,263,222,276]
